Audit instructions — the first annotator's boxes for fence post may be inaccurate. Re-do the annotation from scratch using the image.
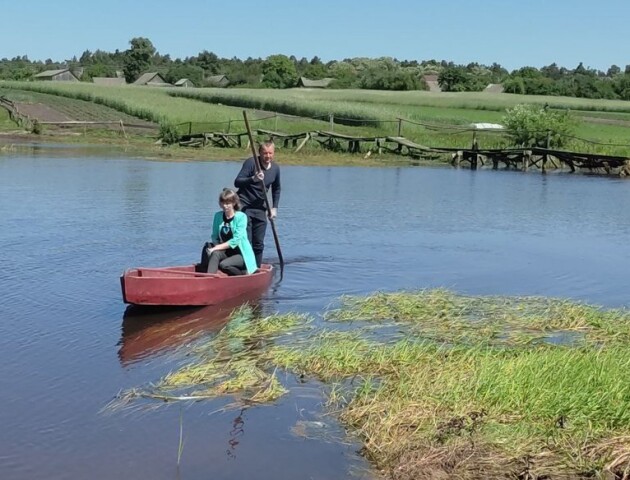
[188,122,192,136]
[397,118,402,137]
[227,120,231,133]
[329,114,334,132]
[543,130,551,173]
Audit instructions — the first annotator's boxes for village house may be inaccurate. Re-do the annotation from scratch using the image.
[33,68,80,82]
[421,74,441,92]
[174,78,195,88]
[133,72,170,86]
[297,77,333,88]
[205,74,229,87]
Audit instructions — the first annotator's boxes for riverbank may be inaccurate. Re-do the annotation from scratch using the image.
[0,129,433,167]
[115,290,630,479]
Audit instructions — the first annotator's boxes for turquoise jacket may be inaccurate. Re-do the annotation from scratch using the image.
[211,210,257,274]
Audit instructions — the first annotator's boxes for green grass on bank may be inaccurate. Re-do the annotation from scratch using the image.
[2,81,630,157]
[113,290,630,478]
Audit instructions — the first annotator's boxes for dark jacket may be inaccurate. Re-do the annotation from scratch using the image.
[234,157,281,210]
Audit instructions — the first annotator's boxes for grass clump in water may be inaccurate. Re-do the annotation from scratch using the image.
[277,291,630,478]
[111,291,630,478]
[111,306,309,407]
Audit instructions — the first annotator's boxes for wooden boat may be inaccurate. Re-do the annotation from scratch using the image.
[120,264,274,306]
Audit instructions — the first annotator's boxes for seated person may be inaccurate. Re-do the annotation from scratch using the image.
[199,188,257,275]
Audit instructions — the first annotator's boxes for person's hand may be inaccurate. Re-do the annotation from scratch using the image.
[253,171,264,182]
[269,208,277,219]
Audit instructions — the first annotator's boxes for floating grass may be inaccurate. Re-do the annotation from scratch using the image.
[112,290,630,478]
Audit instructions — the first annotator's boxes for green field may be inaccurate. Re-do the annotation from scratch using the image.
[1,81,630,157]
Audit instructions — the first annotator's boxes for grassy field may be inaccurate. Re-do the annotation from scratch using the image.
[2,81,630,157]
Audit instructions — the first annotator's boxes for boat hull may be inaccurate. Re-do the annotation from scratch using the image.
[120,264,273,306]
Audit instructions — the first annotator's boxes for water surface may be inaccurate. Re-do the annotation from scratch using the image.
[1,151,629,479]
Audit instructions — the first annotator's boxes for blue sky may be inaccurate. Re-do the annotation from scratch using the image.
[3,0,628,71]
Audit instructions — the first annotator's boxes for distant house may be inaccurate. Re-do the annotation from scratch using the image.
[206,74,230,87]
[33,68,79,82]
[133,72,170,86]
[175,78,195,88]
[92,77,127,86]
[483,83,505,94]
[421,74,441,92]
[297,77,333,88]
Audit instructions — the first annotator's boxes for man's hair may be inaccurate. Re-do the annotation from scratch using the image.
[219,188,242,211]
[259,141,275,152]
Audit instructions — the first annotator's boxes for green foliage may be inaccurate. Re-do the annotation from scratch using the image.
[358,68,424,91]
[82,63,118,81]
[261,54,297,88]
[158,122,180,144]
[438,66,484,92]
[123,37,156,83]
[30,119,42,134]
[502,104,577,148]
[164,63,204,85]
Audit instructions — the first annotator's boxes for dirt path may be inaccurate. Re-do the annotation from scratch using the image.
[13,102,74,122]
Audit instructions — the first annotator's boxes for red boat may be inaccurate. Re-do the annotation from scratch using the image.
[120,264,274,306]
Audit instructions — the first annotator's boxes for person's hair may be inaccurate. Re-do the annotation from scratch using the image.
[219,188,241,211]
[259,141,275,152]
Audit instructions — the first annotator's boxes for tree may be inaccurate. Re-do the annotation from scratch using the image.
[192,50,220,75]
[328,61,358,88]
[502,104,577,148]
[437,66,479,91]
[607,65,621,77]
[123,37,156,83]
[164,64,204,85]
[261,54,297,88]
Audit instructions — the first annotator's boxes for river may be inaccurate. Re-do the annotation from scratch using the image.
[1,148,630,479]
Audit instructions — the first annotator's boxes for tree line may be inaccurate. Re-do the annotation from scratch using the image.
[1,37,629,100]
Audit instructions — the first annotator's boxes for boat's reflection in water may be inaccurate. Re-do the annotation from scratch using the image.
[118,293,265,366]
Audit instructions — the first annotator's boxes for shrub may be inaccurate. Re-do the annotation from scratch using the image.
[159,122,180,145]
[30,120,42,134]
[502,104,577,148]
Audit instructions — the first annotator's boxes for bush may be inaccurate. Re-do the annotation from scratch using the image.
[30,120,42,134]
[159,122,180,145]
[502,104,577,148]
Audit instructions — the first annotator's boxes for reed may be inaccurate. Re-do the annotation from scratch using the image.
[114,291,630,477]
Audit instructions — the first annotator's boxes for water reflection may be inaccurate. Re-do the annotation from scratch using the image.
[226,408,247,460]
[118,294,264,366]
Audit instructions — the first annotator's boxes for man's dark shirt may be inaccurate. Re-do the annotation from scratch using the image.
[234,157,281,210]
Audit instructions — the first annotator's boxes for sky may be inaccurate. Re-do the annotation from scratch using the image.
[2,0,629,72]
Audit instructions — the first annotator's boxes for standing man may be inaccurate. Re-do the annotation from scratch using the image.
[234,141,281,267]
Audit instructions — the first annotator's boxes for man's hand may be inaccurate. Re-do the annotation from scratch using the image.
[269,208,277,219]
[253,171,264,182]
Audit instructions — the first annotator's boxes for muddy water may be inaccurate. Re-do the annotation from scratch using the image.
[2,149,630,479]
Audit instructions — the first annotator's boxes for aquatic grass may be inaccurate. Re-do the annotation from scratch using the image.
[326,290,630,347]
[112,290,630,477]
[112,309,309,407]
[270,332,630,476]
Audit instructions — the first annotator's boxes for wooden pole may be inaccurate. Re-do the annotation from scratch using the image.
[397,118,402,137]
[543,130,551,173]
[329,114,334,132]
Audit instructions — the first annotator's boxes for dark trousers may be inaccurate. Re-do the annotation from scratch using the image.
[243,208,267,267]
[199,243,245,276]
